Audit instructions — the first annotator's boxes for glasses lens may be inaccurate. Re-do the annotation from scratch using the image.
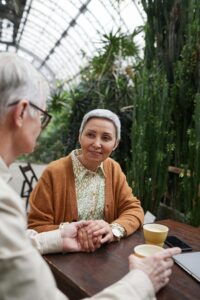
[40,114,45,127]
[40,113,51,129]
[29,102,51,129]
[40,114,46,129]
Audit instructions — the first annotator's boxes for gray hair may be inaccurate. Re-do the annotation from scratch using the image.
[79,109,121,142]
[0,52,49,120]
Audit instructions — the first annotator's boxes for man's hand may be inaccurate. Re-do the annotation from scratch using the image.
[128,247,181,293]
[61,220,91,252]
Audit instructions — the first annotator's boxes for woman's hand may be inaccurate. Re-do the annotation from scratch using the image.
[77,219,114,252]
[77,225,101,252]
[84,220,114,244]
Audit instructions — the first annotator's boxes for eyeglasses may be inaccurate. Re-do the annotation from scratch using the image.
[8,100,52,130]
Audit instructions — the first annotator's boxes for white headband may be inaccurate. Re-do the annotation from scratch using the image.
[79,109,121,142]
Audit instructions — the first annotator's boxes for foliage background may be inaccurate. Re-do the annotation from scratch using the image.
[25,0,200,226]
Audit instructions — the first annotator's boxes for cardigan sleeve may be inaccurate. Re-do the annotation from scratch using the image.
[105,159,144,236]
[28,157,78,233]
[28,167,59,233]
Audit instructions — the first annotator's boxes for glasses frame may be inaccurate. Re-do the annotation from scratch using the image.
[8,100,52,130]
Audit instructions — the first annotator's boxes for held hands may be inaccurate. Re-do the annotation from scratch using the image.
[128,247,182,293]
[61,219,116,253]
[61,220,91,252]
[77,220,114,252]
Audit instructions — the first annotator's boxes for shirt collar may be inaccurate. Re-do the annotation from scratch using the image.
[0,156,12,183]
[71,149,105,181]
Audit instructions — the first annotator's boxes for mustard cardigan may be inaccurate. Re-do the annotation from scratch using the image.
[28,156,144,235]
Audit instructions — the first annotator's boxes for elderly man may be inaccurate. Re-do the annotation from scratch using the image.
[0,52,180,300]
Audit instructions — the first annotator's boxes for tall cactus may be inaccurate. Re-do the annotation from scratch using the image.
[130,0,200,225]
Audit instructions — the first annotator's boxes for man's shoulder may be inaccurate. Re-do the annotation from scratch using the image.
[0,176,21,201]
[0,177,27,254]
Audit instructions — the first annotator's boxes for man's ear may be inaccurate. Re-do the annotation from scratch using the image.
[12,100,28,128]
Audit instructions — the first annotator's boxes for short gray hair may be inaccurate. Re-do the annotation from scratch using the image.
[0,52,49,120]
[79,109,121,142]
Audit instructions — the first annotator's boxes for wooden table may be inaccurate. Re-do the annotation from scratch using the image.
[44,220,200,300]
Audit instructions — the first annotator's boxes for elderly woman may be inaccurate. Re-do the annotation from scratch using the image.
[28,109,144,251]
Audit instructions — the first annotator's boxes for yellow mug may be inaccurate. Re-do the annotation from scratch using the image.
[143,223,169,247]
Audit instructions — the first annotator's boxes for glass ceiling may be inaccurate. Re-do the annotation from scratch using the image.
[0,0,145,86]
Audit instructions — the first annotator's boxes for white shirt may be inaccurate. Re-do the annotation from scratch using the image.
[71,149,105,220]
[0,157,63,255]
[0,158,66,300]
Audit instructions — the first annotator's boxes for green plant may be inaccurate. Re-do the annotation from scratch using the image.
[129,0,200,225]
[129,64,173,213]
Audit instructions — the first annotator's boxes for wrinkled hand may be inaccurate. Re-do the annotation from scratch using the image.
[86,219,114,243]
[77,220,113,252]
[77,226,101,252]
[128,247,181,293]
[61,220,91,252]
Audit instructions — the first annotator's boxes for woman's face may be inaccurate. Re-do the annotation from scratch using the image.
[79,117,118,170]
